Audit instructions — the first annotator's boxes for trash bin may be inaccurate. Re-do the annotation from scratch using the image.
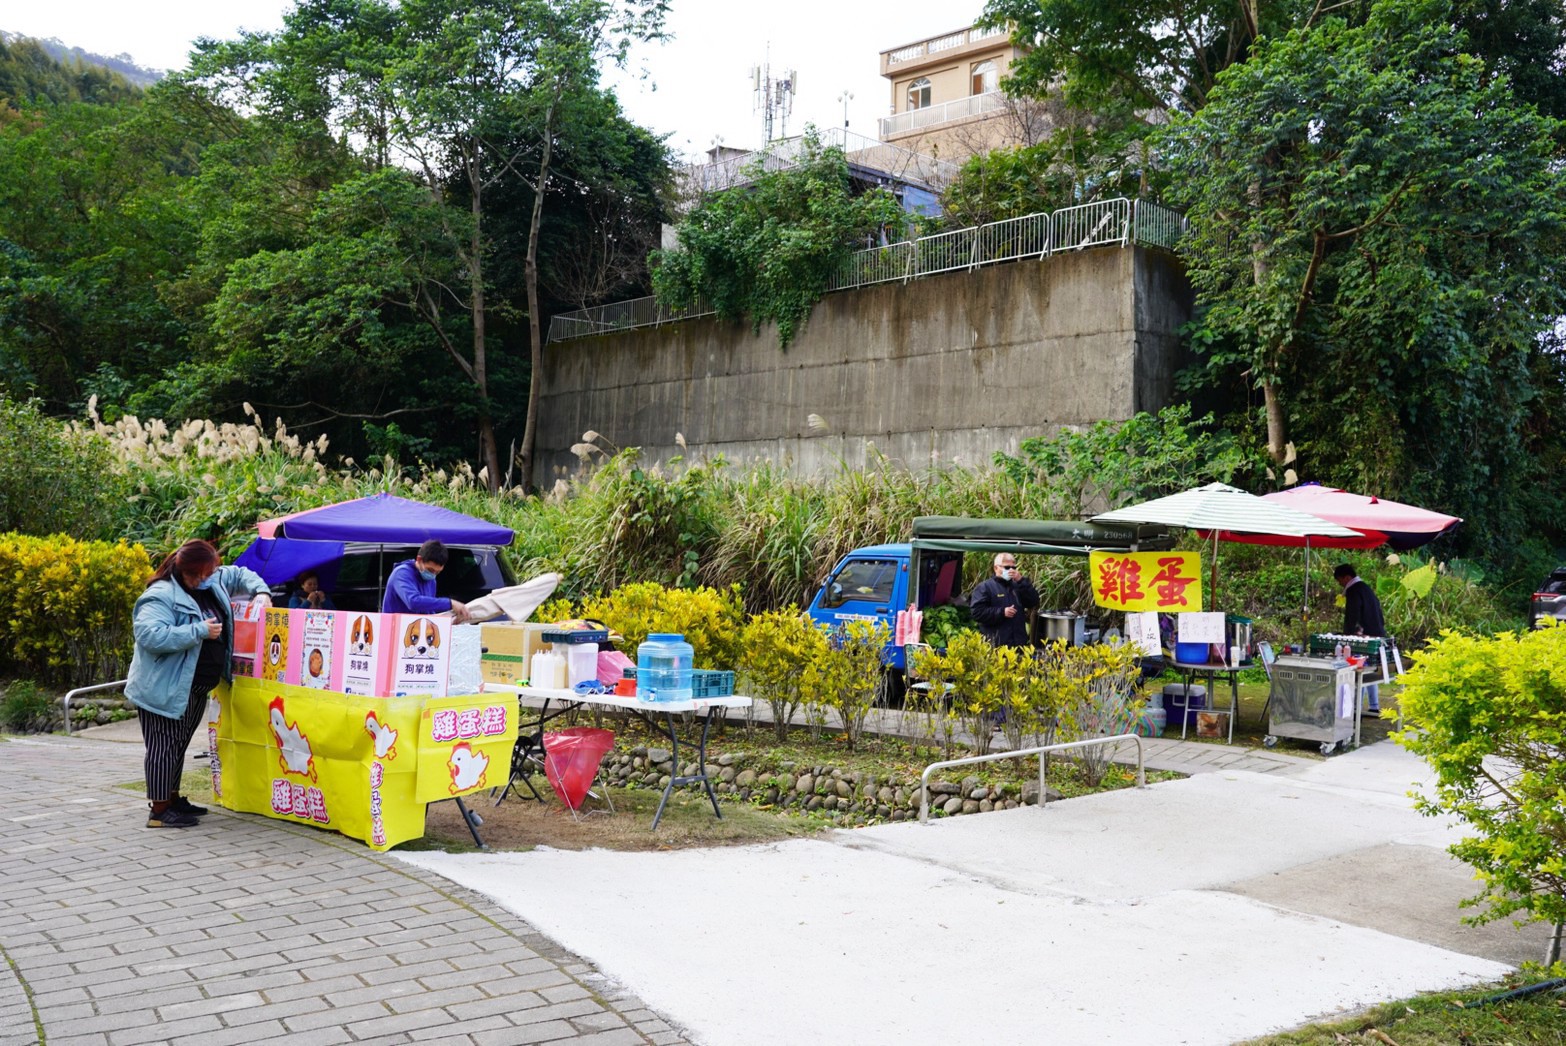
[542,727,615,812]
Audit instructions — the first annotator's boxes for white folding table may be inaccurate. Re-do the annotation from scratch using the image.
[487,685,753,828]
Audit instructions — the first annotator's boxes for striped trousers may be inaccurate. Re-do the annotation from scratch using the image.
[138,685,210,802]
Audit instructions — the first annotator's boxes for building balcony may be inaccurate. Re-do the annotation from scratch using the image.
[880,90,1009,140]
[880,24,1010,75]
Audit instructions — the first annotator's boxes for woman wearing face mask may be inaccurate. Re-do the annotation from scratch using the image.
[380,539,470,622]
[126,539,273,828]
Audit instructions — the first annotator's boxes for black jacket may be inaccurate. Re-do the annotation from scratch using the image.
[1342,578,1386,637]
[969,574,1040,647]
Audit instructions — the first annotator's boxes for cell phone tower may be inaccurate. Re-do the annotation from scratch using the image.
[751,53,797,144]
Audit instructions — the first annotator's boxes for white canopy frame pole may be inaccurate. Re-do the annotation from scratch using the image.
[1303,537,1312,647]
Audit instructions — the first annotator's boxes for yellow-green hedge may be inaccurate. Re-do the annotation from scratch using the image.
[0,533,150,686]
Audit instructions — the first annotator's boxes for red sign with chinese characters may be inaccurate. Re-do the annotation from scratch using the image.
[1089,551,1203,612]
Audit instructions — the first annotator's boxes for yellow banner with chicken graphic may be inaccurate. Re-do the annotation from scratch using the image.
[209,679,426,851]
[1089,550,1204,613]
[414,694,518,803]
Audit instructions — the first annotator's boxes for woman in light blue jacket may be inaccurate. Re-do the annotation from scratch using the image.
[126,540,272,828]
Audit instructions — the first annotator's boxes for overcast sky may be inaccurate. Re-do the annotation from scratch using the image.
[5,0,982,162]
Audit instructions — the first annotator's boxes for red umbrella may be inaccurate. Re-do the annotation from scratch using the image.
[1217,484,1462,551]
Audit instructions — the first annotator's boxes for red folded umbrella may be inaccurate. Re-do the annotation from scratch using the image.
[1217,484,1462,551]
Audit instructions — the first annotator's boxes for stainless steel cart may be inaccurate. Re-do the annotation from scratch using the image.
[1264,655,1358,754]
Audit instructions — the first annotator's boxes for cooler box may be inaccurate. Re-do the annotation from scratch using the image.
[1163,683,1207,729]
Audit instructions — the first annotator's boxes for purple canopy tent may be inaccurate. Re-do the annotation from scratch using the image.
[234,493,514,586]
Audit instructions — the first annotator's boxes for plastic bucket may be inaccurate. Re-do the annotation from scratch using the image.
[1175,641,1209,664]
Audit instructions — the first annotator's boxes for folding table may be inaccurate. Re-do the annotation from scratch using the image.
[488,685,753,828]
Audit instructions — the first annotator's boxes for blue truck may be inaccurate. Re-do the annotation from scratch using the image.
[805,515,1175,690]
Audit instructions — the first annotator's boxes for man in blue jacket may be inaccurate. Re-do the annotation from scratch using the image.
[381,539,470,622]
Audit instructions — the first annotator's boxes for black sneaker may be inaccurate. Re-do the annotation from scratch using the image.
[147,805,199,828]
[170,796,208,817]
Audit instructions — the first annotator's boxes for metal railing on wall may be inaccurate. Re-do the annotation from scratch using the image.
[547,197,1186,343]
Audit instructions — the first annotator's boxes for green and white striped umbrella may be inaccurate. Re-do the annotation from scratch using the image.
[1090,483,1366,609]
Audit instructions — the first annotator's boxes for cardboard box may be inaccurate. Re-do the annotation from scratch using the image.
[340,611,393,697]
[260,608,291,683]
[297,609,340,690]
[480,622,554,685]
[388,613,452,697]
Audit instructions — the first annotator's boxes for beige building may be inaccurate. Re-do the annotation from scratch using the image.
[879,23,1039,162]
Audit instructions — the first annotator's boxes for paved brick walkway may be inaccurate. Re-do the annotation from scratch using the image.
[0,735,692,1046]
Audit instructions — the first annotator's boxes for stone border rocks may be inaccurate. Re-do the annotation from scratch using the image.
[599,746,1064,826]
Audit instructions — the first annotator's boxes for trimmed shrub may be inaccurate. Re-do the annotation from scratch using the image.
[0,679,53,732]
[0,533,150,685]
[580,582,744,670]
[1394,626,1566,933]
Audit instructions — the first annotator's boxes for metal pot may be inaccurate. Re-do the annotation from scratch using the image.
[1040,611,1080,645]
[1226,617,1253,659]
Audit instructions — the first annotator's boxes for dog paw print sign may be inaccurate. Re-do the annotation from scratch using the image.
[389,613,452,697]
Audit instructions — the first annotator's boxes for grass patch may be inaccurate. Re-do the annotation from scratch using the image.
[1239,976,1566,1045]
[416,785,820,853]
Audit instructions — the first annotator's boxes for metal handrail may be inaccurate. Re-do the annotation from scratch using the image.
[919,732,1145,824]
[547,197,1187,343]
[62,679,129,735]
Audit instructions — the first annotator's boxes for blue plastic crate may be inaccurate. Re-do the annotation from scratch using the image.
[690,670,735,697]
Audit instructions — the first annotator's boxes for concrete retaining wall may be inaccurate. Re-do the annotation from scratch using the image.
[536,245,1191,484]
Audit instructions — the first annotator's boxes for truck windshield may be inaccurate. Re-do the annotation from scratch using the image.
[823,559,898,608]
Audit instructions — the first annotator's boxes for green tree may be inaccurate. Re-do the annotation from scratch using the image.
[191,0,669,489]
[651,130,904,347]
[0,397,128,538]
[1163,1,1566,558]
[940,105,1155,228]
[0,92,216,411]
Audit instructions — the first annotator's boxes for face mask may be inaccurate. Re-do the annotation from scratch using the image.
[196,576,216,591]
[1002,567,1017,580]
[418,569,438,582]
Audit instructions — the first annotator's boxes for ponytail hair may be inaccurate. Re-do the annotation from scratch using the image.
[147,540,220,588]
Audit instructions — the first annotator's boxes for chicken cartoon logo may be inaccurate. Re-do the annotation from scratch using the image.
[268,696,317,781]
[448,742,489,794]
[364,711,399,760]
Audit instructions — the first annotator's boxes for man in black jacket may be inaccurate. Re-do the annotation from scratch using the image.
[970,553,1040,648]
[1334,563,1386,713]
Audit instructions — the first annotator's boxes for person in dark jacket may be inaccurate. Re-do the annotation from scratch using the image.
[381,539,470,622]
[287,569,335,610]
[969,553,1040,648]
[1334,562,1386,714]
[126,540,272,828]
